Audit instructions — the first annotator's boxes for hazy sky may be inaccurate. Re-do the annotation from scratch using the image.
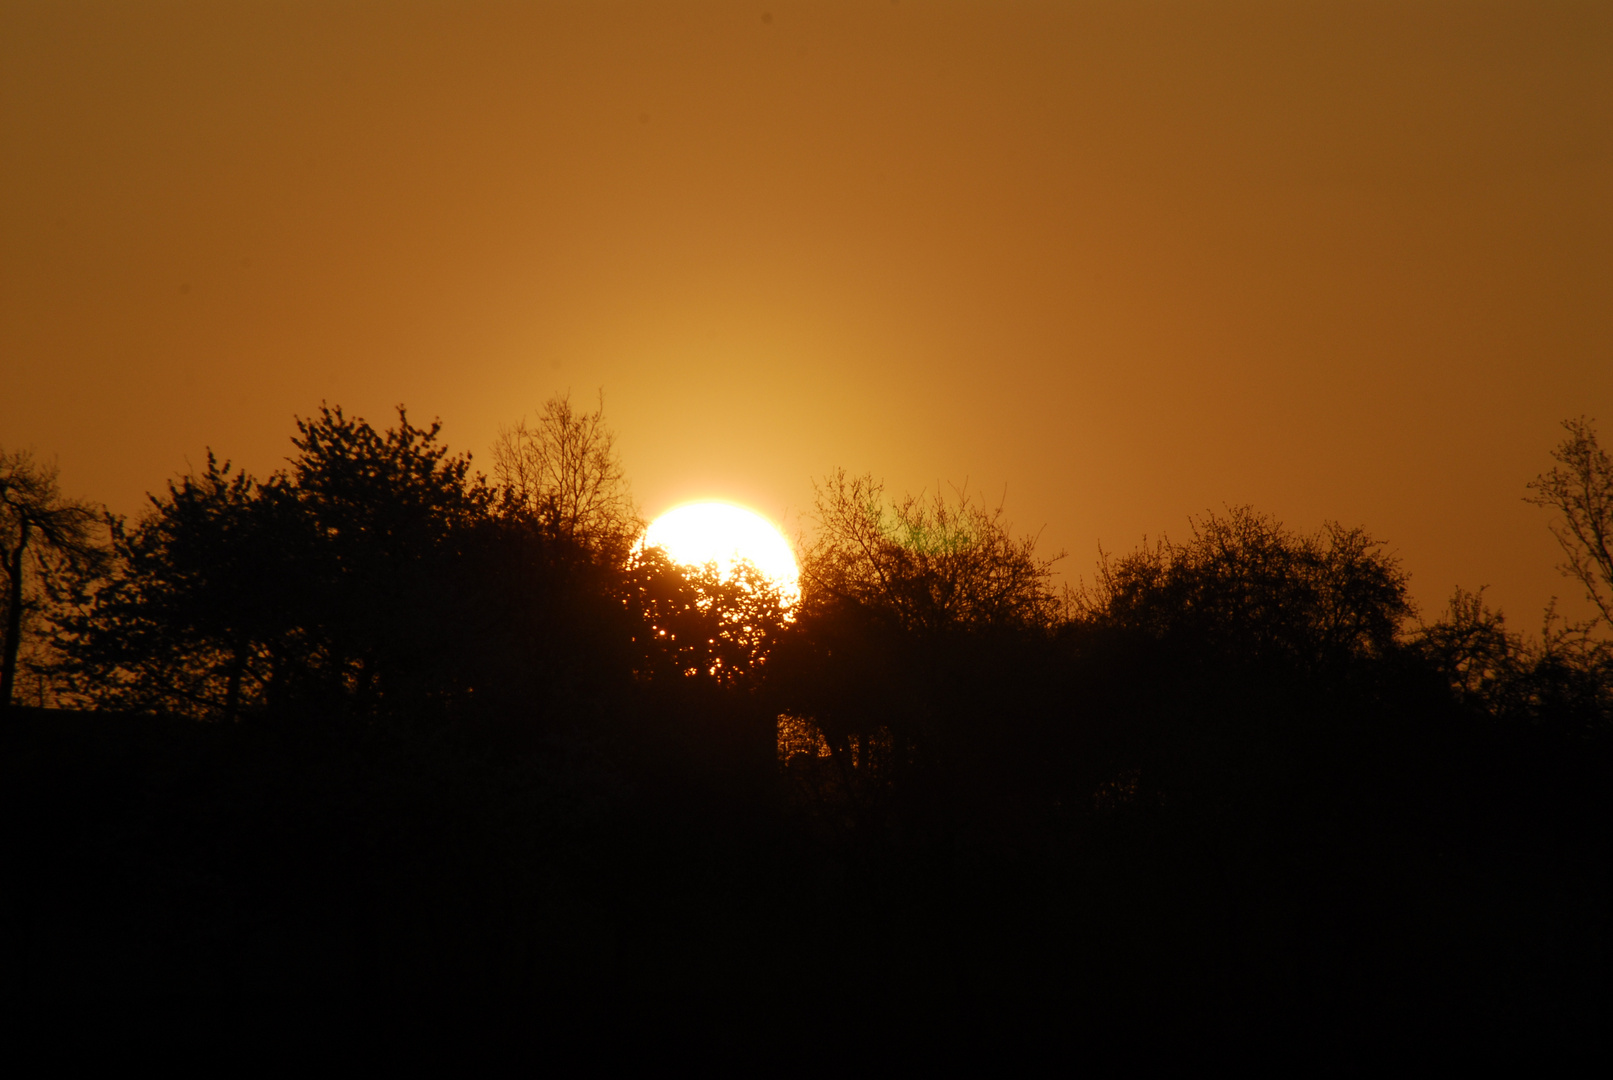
[3,1,1609,623]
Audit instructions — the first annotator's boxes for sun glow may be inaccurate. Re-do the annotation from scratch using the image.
[641,501,800,602]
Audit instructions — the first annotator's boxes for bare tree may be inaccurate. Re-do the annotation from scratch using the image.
[0,449,106,710]
[800,469,1062,633]
[491,393,641,563]
[1527,417,1613,627]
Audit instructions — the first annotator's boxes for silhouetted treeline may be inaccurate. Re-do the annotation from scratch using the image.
[2,405,1610,1052]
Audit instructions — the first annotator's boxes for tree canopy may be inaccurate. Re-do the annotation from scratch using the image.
[1075,506,1413,677]
[6,405,1612,1048]
[797,469,1063,635]
[491,393,641,565]
[0,448,106,708]
[62,407,493,721]
[1527,416,1613,628]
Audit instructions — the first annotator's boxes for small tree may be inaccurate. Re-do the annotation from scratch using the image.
[1527,417,1613,628]
[0,449,106,710]
[491,393,640,564]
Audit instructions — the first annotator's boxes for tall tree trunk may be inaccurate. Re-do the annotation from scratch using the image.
[1,520,31,711]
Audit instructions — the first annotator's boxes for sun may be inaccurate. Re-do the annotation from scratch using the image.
[641,501,799,602]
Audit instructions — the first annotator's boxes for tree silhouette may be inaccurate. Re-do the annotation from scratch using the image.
[623,546,791,685]
[65,407,493,721]
[798,469,1062,634]
[1527,417,1613,628]
[492,393,641,565]
[0,448,105,710]
[1414,586,1613,732]
[1414,587,1525,713]
[58,454,291,717]
[773,473,1065,838]
[8,404,1612,1047]
[281,404,493,717]
[1075,506,1411,677]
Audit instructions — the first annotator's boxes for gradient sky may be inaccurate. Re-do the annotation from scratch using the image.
[3,1,1610,624]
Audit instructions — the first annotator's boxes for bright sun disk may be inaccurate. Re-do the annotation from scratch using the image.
[641,501,799,602]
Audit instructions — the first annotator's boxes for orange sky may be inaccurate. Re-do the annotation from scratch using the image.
[3,1,1610,624]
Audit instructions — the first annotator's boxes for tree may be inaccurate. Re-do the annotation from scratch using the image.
[623,546,791,685]
[1413,586,1613,731]
[0,448,106,710]
[774,472,1064,820]
[59,454,289,718]
[65,407,495,721]
[491,393,640,565]
[798,470,1062,635]
[282,405,495,716]
[1414,587,1524,712]
[1527,417,1613,628]
[1075,506,1412,676]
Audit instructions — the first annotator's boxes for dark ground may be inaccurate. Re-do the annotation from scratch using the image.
[2,703,1606,1059]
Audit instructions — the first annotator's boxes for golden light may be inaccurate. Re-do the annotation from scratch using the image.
[641,501,800,603]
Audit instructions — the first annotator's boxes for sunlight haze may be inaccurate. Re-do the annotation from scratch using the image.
[643,501,800,601]
[2,0,1609,626]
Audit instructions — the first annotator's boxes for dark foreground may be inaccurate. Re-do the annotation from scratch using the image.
[2,704,1606,1057]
